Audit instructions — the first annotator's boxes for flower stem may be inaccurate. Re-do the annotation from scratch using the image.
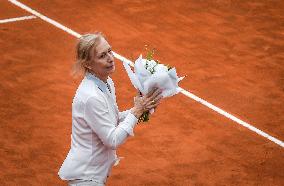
[138,110,150,123]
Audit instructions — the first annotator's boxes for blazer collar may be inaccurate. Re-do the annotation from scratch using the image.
[86,72,109,93]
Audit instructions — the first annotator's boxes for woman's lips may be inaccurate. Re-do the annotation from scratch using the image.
[107,65,114,69]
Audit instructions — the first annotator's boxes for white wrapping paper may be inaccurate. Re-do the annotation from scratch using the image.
[122,55,182,98]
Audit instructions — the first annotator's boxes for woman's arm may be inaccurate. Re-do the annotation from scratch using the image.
[118,110,130,122]
[84,97,137,150]
[84,88,162,150]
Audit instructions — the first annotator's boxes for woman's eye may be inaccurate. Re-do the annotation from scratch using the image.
[100,53,106,58]
[99,49,112,58]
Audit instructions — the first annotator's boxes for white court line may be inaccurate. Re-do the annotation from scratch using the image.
[0,15,36,24]
[8,0,284,148]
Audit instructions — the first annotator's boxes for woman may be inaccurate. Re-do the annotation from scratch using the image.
[58,32,163,186]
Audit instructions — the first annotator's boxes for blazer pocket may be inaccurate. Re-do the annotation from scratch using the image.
[90,148,108,165]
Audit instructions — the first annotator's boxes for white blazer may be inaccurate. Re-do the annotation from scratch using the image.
[58,73,138,184]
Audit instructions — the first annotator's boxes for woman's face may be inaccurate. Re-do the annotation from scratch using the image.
[89,37,115,81]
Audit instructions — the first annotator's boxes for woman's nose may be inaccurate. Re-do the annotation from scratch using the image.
[107,52,114,62]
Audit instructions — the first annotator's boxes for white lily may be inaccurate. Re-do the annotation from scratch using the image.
[123,54,184,97]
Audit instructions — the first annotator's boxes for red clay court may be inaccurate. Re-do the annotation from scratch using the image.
[0,0,283,185]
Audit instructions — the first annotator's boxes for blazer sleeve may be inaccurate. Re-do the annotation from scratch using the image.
[118,110,131,122]
[84,96,138,150]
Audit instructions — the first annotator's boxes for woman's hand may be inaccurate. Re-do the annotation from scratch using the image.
[130,88,163,119]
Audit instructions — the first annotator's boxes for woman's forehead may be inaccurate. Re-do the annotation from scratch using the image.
[96,38,111,53]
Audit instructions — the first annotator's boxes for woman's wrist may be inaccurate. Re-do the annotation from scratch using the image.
[130,107,143,119]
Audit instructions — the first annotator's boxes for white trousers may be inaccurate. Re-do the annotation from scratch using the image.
[68,180,105,186]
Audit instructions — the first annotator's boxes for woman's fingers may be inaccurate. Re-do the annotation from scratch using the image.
[144,93,163,110]
[138,88,163,111]
[149,91,163,103]
[146,99,162,110]
[153,94,163,102]
[152,100,161,107]
[146,88,158,98]
[148,89,162,101]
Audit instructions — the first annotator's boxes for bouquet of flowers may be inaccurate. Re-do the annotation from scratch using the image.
[123,49,184,122]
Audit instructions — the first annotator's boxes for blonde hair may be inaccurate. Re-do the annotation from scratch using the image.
[72,32,105,77]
